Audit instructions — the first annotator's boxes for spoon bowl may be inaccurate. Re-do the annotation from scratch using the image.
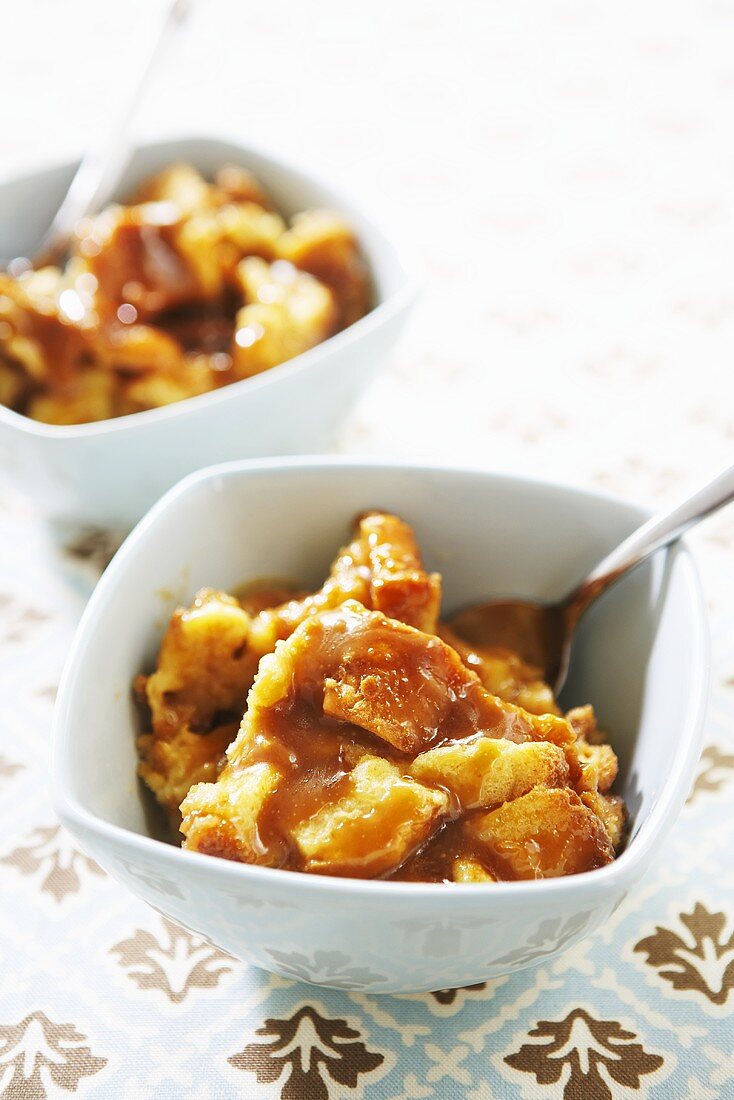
[450,598,569,690]
[452,462,733,694]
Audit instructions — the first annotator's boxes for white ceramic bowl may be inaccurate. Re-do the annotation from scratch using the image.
[0,139,415,532]
[52,458,708,994]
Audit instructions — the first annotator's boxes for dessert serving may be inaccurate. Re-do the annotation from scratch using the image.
[0,163,370,423]
[135,513,626,883]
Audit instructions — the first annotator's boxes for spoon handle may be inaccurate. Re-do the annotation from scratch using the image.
[34,0,190,268]
[564,463,734,625]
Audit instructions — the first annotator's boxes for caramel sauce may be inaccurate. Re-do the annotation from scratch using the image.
[84,214,199,321]
[186,604,597,882]
[252,700,407,872]
[1,163,372,424]
[144,515,622,884]
[389,822,490,883]
[157,294,240,356]
[247,693,517,883]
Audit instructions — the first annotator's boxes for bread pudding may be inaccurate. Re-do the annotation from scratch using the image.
[135,513,625,882]
[0,164,371,423]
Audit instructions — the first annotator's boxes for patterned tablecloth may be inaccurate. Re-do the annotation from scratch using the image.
[1,1,733,1097]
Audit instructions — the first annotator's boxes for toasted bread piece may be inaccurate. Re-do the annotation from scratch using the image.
[581,790,626,848]
[0,268,97,389]
[181,761,282,863]
[27,368,117,425]
[276,209,371,328]
[411,737,569,810]
[452,856,497,883]
[247,511,440,651]
[566,704,598,741]
[231,258,336,378]
[142,589,256,738]
[214,165,272,209]
[575,740,619,794]
[292,756,448,876]
[137,722,236,814]
[566,705,619,794]
[466,787,614,879]
[317,604,572,754]
[130,163,213,214]
[359,512,441,633]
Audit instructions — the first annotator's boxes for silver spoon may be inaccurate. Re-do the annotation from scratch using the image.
[450,463,734,694]
[8,0,190,273]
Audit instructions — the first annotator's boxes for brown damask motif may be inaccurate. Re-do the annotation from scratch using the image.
[687,744,734,805]
[62,528,121,575]
[0,593,49,646]
[0,825,104,901]
[228,1006,384,1100]
[429,983,486,1005]
[0,755,22,784]
[110,917,234,1002]
[635,902,734,1006]
[34,684,58,704]
[592,456,681,500]
[504,1008,664,1100]
[0,1011,107,1098]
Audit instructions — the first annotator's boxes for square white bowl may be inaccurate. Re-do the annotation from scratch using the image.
[52,458,708,993]
[0,139,415,531]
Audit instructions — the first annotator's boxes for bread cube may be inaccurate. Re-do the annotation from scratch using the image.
[292,756,448,877]
[217,203,285,259]
[575,740,619,794]
[181,761,282,863]
[246,510,439,654]
[143,589,256,738]
[318,604,572,755]
[232,258,336,378]
[131,163,212,215]
[277,209,371,328]
[214,165,272,209]
[452,856,497,883]
[466,786,614,879]
[565,706,619,794]
[0,269,96,388]
[119,356,217,413]
[27,368,116,425]
[137,722,236,814]
[98,322,183,373]
[566,704,598,740]
[359,511,441,633]
[581,790,626,848]
[411,737,569,810]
